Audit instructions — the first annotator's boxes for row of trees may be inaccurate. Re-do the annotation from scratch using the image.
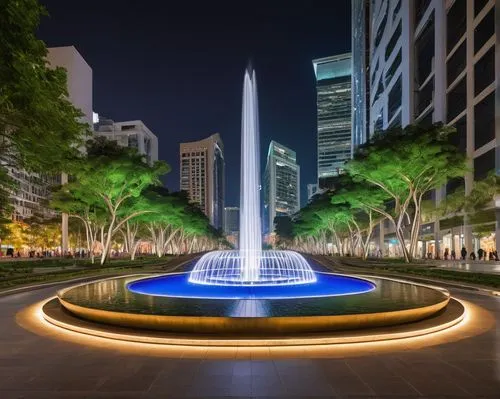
[276,123,496,263]
[49,138,227,264]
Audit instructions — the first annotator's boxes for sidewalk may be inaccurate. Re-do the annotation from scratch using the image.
[435,260,500,274]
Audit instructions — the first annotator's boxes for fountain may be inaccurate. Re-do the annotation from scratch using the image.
[188,64,316,286]
[44,64,460,344]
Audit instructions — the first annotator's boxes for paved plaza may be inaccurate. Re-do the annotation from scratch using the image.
[0,280,499,398]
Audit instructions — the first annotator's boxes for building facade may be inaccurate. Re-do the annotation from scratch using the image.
[366,0,498,257]
[312,54,352,189]
[351,0,371,153]
[7,46,93,222]
[94,118,159,165]
[223,206,239,235]
[180,133,225,230]
[263,141,300,234]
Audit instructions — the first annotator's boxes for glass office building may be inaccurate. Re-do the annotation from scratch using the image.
[313,54,352,189]
[263,141,300,234]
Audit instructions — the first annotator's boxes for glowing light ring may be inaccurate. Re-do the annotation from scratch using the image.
[188,250,317,286]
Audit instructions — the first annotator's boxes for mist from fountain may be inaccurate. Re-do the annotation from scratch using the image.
[189,64,316,286]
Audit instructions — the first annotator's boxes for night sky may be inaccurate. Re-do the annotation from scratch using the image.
[38,0,350,207]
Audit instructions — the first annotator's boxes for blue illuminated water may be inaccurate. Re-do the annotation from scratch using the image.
[127,272,376,300]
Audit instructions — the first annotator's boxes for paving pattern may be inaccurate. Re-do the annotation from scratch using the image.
[0,281,498,398]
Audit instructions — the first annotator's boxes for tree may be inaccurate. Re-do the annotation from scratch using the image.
[331,181,386,259]
[50,182,107,263]
[346,123,468,262]
[0,0,88,215]
[75,142,169,263]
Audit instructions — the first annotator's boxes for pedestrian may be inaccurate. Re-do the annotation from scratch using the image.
[461,246,467,260]
[478,248,484,260]
[451,249,456,260]
[470,251,476,260]
[444,248,449,260]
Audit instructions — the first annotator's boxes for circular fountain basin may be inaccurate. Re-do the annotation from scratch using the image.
[55,272,451,336]
[128,272,375,299]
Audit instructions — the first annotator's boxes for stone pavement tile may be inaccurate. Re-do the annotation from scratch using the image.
[97,371,160,392]
[198,359,237,376]
[362,375,421,397]
[279,374,335,396]
[147,371,200,395]
[232,360,252,376]
[181,375,236,397]
[250,361,277,377]
[251,375,288,397]
[229,375,252,396]
[384,358,472,396]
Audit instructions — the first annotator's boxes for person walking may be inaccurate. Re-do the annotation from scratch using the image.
[478,248,484,260]
[451,249,456,260]
[461,246,467,260]
[444,248,449,260]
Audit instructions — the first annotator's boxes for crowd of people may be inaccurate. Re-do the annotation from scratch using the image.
[443,247,499,261]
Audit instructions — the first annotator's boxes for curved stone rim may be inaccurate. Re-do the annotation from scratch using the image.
[55,273,451,335]
[41,297,465,347]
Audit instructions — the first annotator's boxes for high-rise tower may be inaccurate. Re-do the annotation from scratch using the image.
[263,141,300,234]
[313,53,352,189]
[180,133,225,230]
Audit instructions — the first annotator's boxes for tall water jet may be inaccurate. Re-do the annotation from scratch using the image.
[189,64,316,286]
[239,64,262,282]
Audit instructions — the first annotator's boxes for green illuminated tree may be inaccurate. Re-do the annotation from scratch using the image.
[346,123,468,262]
[52,139,169,264]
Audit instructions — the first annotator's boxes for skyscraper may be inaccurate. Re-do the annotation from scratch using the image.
[313,53,352,189]
[263,141,300,234]
[180,133,225,230]
[94,118,159,165]
[223,207,239,235]
[351,0,371,153]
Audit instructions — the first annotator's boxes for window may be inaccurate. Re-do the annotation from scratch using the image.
[447,41,466,86]
[371,59,379,84]
[474,92,495,149]
[372,77,385,104]
[447,78,466,122]
[415,13,435,86]
[385,50,401,85]
[388,77,402,121]
[419,111,433,128]
[374,3,388,48]
[389,111,401,128]
[374,111,384,132]
[474,47,495,96]
[447,176,465,194]
[447,0,466,53]
[128,134,138,148]
[415,0,432,25]
[416,78,434,116]
[450,116,467,154]
[393,0,402,20]
[474,148,495,180]
[474,8,494,53]
[474,0,490,17]
[385,22,401,61]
